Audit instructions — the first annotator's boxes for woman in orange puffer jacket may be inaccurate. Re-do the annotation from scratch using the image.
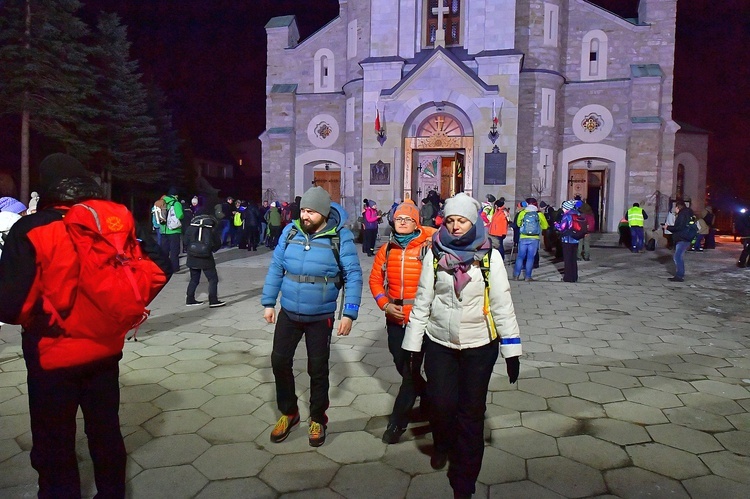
[370,199,436,444]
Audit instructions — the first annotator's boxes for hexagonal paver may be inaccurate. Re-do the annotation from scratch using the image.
[589,371,641,389]
[198,414,267,444]
[586,418,651,446]
[569,382,624,404]
[489,480,566,499]
[663,407,734,432]
[715,430,750,456]
[142,408,212,437]
[558,435,629,470]
[200,394,264,418]
[493,390,547,411]
[119,402,161,427]
[701,451,750,485]
[350,393,393,416]
[204,376,261,396]
[691,380,750,400]
[165,359,217,374]
[517,378,569,398]
[259,452,338,492]
[605,467,689,498]
[193,443,273,479]
[627,442,709,479]
[331,462,410,499]
[622,387,683,409]
[646,423,723,454]
[318,430,385,464]
[490,427,557,459]
[130,434,210,468]
[153,389,214,411]
[539,366,590,384]
[522,411,579,437]
[682,474,750,498]
[128,464,208,498]
[547,396,605,419]
[477,446,526,485]
[603,401,669,425]
[159,373,215,391]
[382,439,436,475]
[528,456,606,498]
[678,392,745,416]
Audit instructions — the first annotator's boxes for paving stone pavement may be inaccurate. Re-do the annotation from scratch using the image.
[1,237,749,498]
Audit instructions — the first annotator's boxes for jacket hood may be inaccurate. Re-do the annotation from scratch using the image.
[524,204,539,213]
[324,202,347,232]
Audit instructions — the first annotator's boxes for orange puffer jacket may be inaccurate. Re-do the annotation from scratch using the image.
[369,226,436,325]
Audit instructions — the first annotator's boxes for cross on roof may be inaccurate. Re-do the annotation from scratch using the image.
[432,0,449,48]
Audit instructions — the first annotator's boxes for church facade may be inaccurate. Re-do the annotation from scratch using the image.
[261,0,706,232]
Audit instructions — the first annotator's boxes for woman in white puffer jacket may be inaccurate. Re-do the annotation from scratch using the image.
[402,192,522,499]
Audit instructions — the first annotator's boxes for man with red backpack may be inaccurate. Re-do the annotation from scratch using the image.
[0,153,171,498]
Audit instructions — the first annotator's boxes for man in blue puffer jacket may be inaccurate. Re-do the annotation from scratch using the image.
[262,186,363,447]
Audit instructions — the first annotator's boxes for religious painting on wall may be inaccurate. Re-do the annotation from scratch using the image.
[370,160,390,185]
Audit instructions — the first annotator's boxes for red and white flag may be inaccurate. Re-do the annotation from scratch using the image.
[375,108,382,133]
[492,100,498,126]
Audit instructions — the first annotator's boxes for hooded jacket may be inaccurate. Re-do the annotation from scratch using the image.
[369,224,437,325]
[515,204,548,239]
[261,202,363,322]
[160,194,183,235]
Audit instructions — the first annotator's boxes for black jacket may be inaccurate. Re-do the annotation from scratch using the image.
[184,215,222,269]
[667,207,695,243]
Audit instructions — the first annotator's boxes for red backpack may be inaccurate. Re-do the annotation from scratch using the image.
[38,200,168,366]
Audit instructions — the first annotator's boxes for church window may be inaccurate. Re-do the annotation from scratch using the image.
[543,3,559,47]
[314,48,335,93]
[417,114,463,137]
[425,0,462,47]
[676,163,685,199]
[541,88,556,127]
[581,30,608,80]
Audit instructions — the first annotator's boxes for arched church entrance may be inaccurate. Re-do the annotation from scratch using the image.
[311,163,341,203]
[403,112,474,202]
[567,158,614,233]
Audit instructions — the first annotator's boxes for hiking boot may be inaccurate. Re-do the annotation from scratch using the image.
[270,413,300,443]
[382,424,407,444]
[209,301,226,308]
[308,421,327,447]
[186,299,204,306]
[668,277,684,282]
[525,277,534,282]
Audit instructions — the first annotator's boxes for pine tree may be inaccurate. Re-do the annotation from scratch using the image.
[0,0,100,200]
[90,12,163,186]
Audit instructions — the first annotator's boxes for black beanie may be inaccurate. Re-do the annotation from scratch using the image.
[39,153,89,191]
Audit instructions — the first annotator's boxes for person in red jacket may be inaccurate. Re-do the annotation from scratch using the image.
[370,199,436,444]
[0,154,171,498]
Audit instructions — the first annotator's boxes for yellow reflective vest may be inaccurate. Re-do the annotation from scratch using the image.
[627,207,644,227]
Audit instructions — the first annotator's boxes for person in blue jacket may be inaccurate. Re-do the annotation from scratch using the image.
[261,186,363,447]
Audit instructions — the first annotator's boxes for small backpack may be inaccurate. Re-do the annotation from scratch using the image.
[569,214,589,239]
[153,198,167,224]
[233,211,243,227]
[520,211,541,236]
[44,200,169,352]
[166,200,181,230]
[685,216,699,240]
[187,215,216,258]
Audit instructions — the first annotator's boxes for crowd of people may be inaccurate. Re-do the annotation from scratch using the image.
[3,151,750,498]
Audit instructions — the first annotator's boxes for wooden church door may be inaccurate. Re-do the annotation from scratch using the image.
[313,170,340,203]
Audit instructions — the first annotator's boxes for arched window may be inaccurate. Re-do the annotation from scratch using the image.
[581,30,608,81]
[676,163,685,199]
[417,114,464,137]
[314,48,335,93]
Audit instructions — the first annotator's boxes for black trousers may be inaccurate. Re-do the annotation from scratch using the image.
[362,228,378,255]
[562,242,578,282]
[25,353,125,499]
[271,309,333,425]
[739,238,750,266]
[424,337,498,497]
[386,322,426,428]
[187,267,219,303]
[246,224,259,250]
[160,232,181,273]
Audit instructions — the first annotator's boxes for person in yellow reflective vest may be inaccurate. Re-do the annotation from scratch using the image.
[626,203,649,253]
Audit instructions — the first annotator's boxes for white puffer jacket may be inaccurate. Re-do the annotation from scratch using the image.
[403,248,522,358]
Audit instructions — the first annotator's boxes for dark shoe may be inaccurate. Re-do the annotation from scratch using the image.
[186,300,204,306]
[209,301,226,308]
[525,277,534,282]
[270,413,300,443]
[668,277,684,282]
[512,275,520,281]
[583,257,590,261]
[431,451,448,470]
[738,262,747,268]
[308,421,326,447]
[382,424,406,444]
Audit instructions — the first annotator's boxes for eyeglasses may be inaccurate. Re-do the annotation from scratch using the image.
[394,217,415,224]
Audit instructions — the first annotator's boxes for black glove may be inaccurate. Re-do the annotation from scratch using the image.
[505,356,520,384]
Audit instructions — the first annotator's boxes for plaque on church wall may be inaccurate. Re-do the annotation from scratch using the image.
[484,151,507,185]
[370,160,390,185]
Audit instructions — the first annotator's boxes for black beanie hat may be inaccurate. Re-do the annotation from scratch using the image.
[38,153,100,206]
[39,153,89,190]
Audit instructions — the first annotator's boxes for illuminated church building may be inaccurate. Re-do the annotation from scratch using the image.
[261,0,707,232]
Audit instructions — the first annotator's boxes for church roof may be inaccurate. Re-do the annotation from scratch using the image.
[378,46,499,97]
[265,16,295,29]
[675,121,710,135]
[631,64,663,78]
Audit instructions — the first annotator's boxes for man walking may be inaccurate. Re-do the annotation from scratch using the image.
[262,186,363,447]
[160,187,183,272]
[663,200,694,282]
[0,153,171,498]
[626,202,649,253]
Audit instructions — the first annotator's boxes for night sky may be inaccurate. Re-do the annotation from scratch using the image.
[20,1,750,203]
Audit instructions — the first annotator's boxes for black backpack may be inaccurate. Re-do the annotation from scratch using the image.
[187,215,216,257]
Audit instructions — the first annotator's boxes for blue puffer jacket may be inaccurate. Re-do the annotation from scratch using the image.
[261,202,363,322]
